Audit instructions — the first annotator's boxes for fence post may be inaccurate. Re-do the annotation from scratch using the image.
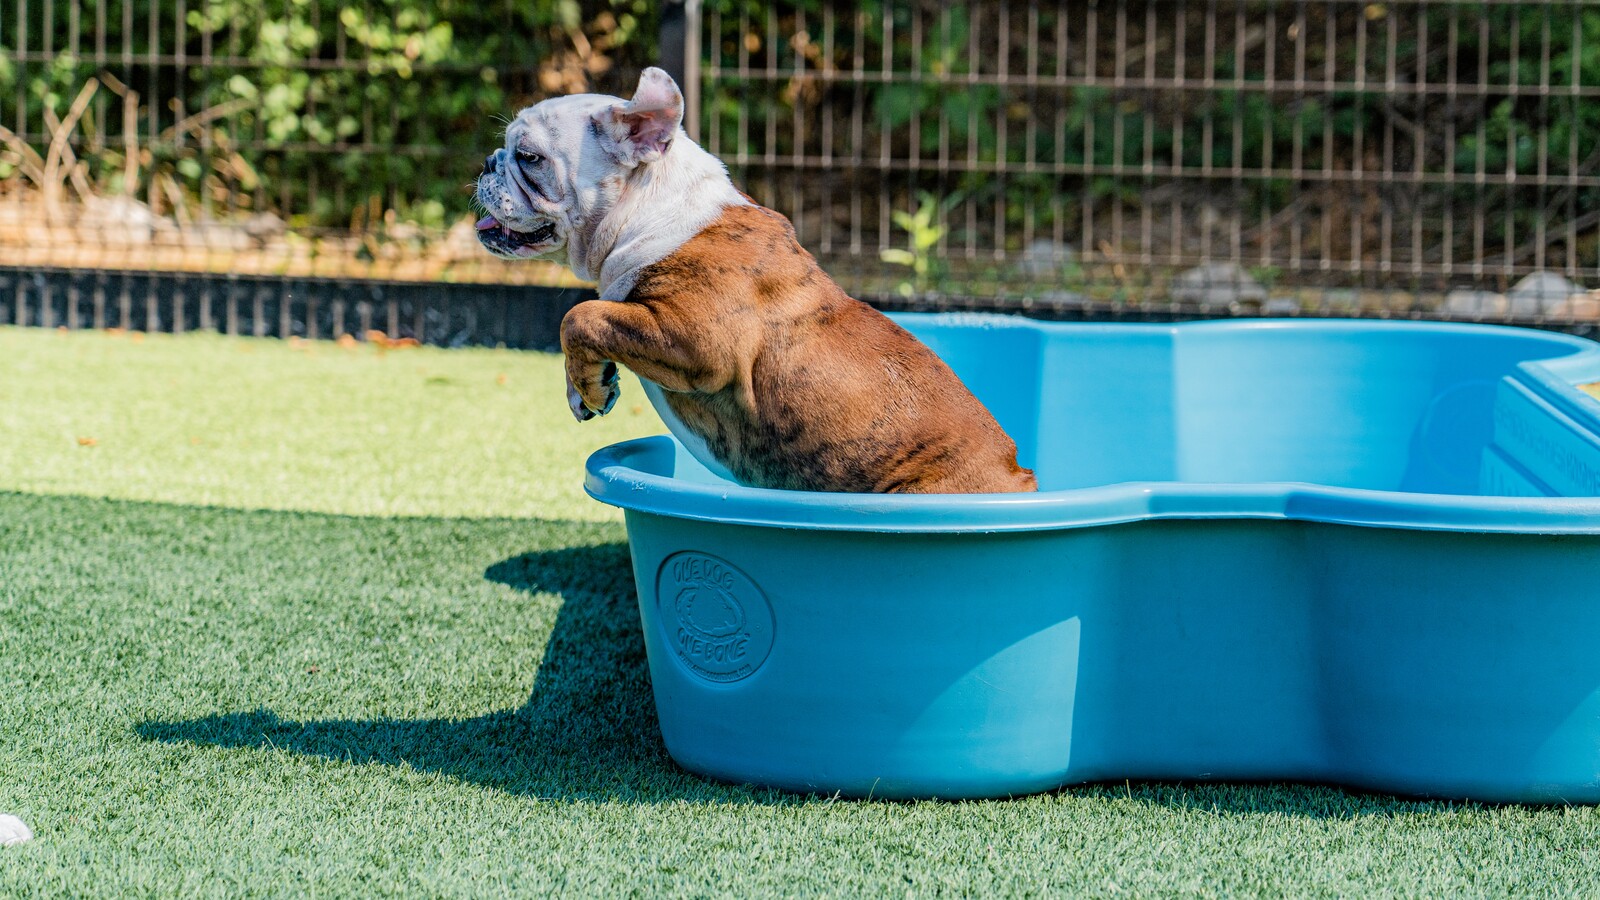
[659,0,701,140]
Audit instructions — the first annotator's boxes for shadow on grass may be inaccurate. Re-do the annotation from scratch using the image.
[130,530,1448,813]
[137,542,784,804]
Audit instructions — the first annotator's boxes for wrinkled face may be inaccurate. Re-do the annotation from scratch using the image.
[472,94,619,262]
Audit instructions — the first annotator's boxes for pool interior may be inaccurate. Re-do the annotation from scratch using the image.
[672,320,1600,499]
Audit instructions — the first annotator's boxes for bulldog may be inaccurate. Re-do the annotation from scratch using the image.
[474,67,1036,494]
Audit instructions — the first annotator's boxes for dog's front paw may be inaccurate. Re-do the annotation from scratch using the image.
[567,362,621,422]
[568,381,596,422]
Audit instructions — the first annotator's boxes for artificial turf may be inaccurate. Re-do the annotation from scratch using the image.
[3,325,1600,897]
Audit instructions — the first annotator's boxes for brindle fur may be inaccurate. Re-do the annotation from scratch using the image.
[562,203,1037,494]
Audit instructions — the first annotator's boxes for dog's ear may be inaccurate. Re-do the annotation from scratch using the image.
[593,67,684,166]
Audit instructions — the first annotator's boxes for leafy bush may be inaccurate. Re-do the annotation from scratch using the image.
[0,0,657,227]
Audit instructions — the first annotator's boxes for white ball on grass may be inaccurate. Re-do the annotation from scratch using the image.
[0,814,32,846]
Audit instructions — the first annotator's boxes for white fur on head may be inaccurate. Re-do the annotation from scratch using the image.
[593,67,684,167]
[476,67,748,297]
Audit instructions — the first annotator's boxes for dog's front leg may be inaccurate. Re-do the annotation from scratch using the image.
[560,300,729,422]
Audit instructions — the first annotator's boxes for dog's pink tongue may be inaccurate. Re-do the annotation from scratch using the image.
[475,215,499,231]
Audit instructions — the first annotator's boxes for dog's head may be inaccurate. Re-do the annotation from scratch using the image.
[473,67,684,265]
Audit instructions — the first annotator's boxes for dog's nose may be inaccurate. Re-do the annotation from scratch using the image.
[481,153,496,176]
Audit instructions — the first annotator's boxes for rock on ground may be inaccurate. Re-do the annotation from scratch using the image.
[0,814,32,846]
[1019,239,1075,278]
[1509,271,1585,316]
[1445,289,1510,317]
[1170,263,1267,309]
[1551,290,1600,320]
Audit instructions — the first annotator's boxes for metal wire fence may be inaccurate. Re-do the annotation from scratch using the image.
[0,0,650,293]
[1,1,1597,341]
[697,1,1600,324]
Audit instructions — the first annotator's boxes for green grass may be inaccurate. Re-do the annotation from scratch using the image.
[0,327,662,520]
[3,325,1600,897]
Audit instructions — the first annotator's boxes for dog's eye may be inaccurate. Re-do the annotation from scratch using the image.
[515,151,543,168]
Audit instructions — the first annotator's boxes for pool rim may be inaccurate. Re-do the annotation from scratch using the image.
[585,317,1600,536]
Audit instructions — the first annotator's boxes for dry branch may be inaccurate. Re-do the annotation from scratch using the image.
[41,80,102,215]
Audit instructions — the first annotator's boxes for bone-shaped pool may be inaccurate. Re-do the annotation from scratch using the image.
[586,316,1600,801]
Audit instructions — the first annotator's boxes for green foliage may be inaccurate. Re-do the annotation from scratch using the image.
[881,191,958,296]
[702,4,1599,266]
[0,0,657,226]
[1452,9,1600,176]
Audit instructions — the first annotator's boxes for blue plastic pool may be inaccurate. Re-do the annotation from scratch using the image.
[584,316,1600,802]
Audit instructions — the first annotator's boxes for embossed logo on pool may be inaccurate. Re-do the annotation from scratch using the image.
[657,552,773,683]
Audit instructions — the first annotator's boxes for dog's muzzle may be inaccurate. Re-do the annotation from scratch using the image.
[476,214,557,253]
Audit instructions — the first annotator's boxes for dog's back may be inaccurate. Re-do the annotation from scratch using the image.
[628,203,1036,494]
